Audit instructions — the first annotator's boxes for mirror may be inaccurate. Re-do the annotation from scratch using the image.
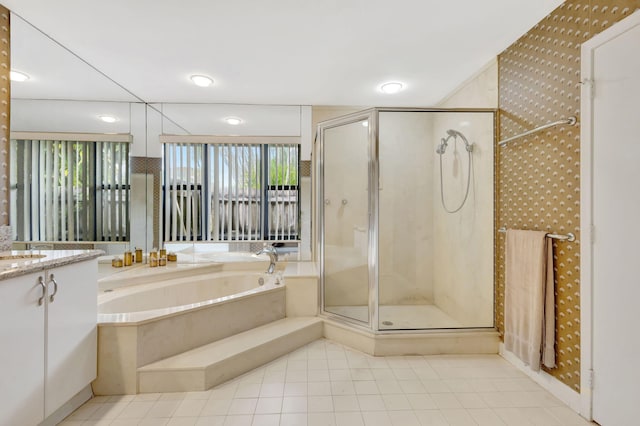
[10,14,312,260]
[10,14,148,254]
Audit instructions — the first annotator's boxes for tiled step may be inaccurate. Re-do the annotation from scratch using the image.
[137,317,323,393]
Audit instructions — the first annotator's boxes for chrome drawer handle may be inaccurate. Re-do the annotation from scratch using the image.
[37,276,46,306]
[49,274,59,303]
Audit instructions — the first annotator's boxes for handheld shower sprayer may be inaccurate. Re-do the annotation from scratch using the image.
[436,137,448,154]
[436,128,474,213]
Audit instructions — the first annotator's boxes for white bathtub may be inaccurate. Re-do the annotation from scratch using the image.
[94,268,287,395]
[98,271,283,324]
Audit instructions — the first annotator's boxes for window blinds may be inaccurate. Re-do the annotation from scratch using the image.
[11,138,130,242]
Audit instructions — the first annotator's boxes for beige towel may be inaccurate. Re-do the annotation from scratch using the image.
[504,229,556,371]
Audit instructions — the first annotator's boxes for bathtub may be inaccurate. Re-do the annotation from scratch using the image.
[98,270,282,324]
[93,268,287,395]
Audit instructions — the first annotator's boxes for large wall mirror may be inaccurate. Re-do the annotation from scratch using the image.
[10,14,312,260]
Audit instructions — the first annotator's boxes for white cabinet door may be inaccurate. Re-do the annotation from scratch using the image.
[586,11,640,426]
[45,260,97,417]
[0,272,46,426]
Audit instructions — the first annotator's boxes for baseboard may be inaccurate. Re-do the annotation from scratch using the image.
[499,343,581,413]
[39,385,93,426]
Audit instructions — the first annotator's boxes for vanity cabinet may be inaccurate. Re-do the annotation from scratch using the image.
[0,258,97,426]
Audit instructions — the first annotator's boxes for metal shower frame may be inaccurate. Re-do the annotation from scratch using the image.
[315,107,497,333]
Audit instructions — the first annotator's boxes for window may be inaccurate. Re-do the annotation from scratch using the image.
[10,136,130,242]
[163,141,300,242]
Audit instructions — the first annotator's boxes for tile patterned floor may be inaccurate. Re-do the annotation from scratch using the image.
[60,339,594,426]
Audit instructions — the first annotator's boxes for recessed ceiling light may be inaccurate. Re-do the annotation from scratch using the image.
[98,115,118,123]
[225,117,242,125]
[190,74,213,87]
[362,121,369,127]
[379,81,405,94]
[10,70,30,82]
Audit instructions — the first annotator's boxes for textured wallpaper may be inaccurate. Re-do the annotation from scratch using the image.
[0,6,9,226]
[497,0,640,392]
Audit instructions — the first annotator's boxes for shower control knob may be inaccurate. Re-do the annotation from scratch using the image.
[324,199,331,205]
[341,199,348,205]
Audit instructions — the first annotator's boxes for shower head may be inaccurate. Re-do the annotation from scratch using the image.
[437,129,474,154]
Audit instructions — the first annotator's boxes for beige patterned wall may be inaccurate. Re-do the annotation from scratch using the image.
[497,0,640,392]
[0,6,9,226]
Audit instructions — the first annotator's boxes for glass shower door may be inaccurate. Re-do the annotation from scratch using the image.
[320,116,371,324]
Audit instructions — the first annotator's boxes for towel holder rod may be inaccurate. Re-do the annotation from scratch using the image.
[498,227,575,242]
[498,116,577,147]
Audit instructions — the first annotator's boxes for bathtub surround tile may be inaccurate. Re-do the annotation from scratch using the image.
[69,340,595,425]
[284,276,319,317]
[93,325,139,395]
[138,317,323,393]
[137,288,287,367]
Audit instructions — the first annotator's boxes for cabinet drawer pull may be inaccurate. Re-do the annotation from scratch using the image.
[49,274,59,303]
[38,276,46,306]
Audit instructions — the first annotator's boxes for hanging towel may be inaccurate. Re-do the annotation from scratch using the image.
[504,229,556,371]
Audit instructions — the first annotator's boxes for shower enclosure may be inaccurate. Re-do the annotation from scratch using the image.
[317,108,495,331]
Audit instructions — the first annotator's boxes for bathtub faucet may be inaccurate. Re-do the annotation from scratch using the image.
[256,245,278,274]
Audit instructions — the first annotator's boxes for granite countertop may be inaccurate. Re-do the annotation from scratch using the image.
[0,250,104,281]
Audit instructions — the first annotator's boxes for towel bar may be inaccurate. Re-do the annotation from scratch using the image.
[498,227,575,242]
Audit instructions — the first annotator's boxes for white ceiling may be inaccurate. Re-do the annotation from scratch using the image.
[6,0,563,106]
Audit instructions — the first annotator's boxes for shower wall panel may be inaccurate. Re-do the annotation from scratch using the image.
[378,112,434,305]
[323,121,369,308]
[431,112,494,327]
